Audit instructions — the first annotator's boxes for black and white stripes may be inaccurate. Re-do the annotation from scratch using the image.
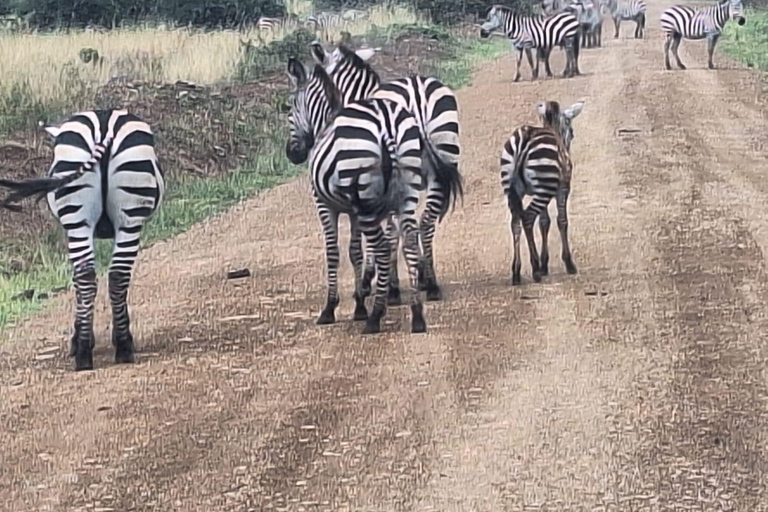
[0,110,164,371]
[660,0,745,70]
[500,100,584,285]
[286,58,430,334]
[604,0,646,39]
[480,5,582,82]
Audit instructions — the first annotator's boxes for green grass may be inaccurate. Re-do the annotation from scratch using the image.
[721,8,768,70]
[0,28,508,331]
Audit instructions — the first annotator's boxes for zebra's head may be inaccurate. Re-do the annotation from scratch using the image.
[480,6,508,38]
[310,41,379,75]
[285,57,342,165]
[727,0,745,26]
[537,100,585,150]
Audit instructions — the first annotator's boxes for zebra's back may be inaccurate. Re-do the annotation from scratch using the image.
[660,5,712,38]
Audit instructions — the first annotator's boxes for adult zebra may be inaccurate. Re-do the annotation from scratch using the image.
[309,42,463,303]
[660,0,745,70]
[0,110,164,371]
[285,58,430,334]
[305,12,343,39]
[479,5,582,82]
[604,0,646,39]
[500,100,585,285]
[565,0,606,48]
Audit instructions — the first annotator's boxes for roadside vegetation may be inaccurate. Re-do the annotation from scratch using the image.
[721,7,768,71]
[0,1,511,329]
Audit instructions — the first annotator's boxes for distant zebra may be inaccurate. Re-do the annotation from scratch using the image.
[309,42,464,303]
[604,0,646,39]
[0,110,164,371]
[341,9,368,21]
[565,0,606,48]
[256,16,282,33]
[305,12,343,39]
[500,100,584,285]
[285,58,429,334]
[480,5,581,82]
[660,0,745,70]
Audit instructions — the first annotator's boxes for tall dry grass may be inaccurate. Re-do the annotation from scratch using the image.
[0,3,422,110]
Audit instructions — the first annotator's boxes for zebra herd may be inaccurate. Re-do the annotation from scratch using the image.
[255,8,367,40]
[0,0,751,371]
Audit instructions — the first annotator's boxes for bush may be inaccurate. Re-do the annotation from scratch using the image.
[235,28,318,82]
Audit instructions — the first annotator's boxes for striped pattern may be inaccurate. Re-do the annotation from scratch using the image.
[310,43,464,302]
[341,9,368,21]
[604,0,646,38]
[480,5,582,82]
[565,0,607,47]
[660,0,745,70]
[286,58,429,334]
[305,12,344,39]
[255,16,282,32]
[0,110,164,371]
[500,100,584,285]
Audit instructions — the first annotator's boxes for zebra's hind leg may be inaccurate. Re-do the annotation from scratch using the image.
[399,215,426,333]
[70,259,98,371]
[508,190,524,286]
[513,47,525,82]
[557,186,578,275]
[541,48,554,78]
[635,13,645,38]
[671,33,685,69]
[663,34,673,70]
[538,208,551,277]
[385,214,403,306]
[418,206,442,302]
[108,226,144,364]
[316,204,341,325]
[348,216,369,321]
[361,221,391,335]
[707,34,720,69]
[526,48,538,80]
[522,208,543,283]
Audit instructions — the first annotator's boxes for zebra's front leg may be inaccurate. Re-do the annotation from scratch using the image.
[385,214,403,306]
[108,227,144,364]
[361,220,391,335]
[513,47,525,82]
[613,17,620,38]
[663,34,673,70]
[540,47,554,78]
[349,216,369,321]
[69,257,98,371]
[557,186,578,275]
[316,204,341,325]
[707,34,720,69]
[399,215,427,333]
[526,48,538,80]
[671,33,686,69]
[538,208,551,277]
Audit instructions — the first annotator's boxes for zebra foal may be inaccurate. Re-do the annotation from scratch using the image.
[660,0,745,70]
[480,5,581,82]
[500,100,584,285]
[0,110,164,371]
[309,42,463,303]
[286,58,429,334]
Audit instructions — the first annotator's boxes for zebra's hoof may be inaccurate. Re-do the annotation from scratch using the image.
[411,304,427,334]
[362,318,381,334]
[114,348,135,365]
[388,288,403,306]
[533,272,543,283]
[565,261,578,275]
[74,352,94,372]
[353,305,368,321]
[511,274,521,286]
[317,308,336,325]
[426,284,442,302]
[539,265,550,277]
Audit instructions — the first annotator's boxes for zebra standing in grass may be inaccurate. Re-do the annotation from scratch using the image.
[660,0,745,70]
[305,12,343,40]
[479,5,582,82]
[285,58,430,334]
[500,100,584,285]
[604,0,646,39]
[309,42,464,303]
[0,110,164,371]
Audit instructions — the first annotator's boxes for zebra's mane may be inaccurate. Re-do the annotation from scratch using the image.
[335,44,381,84]
[308,63,343,117]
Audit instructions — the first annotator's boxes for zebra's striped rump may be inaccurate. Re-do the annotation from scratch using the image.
[286,55,430,334]
[0,109,163,371]
[500,100,584,285]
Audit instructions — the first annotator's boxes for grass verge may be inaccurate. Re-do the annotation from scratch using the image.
[721,9,768,71]
[0,24,508,331]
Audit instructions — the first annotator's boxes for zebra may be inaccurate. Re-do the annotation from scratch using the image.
[500,100,584,285]
[565,0,607,48]
[341,9,368,22]
[255,16,282,33]
[285,57,429,334]
[305,12,343,40]
[479,5,582,82]
[604,0,646,39]
[660,0,745,70]
[0,110,164,371]
[309,42,464,303]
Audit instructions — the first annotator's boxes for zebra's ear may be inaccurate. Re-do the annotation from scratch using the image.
[536,101,548,117]
[43,124,61,139]
[309,41,328,66]
[287,57,307,91]
[354,47,377,62]
[564,100,585,120]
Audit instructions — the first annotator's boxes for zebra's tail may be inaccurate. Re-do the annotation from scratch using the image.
[424,135,464,222]
[0,139,110,212]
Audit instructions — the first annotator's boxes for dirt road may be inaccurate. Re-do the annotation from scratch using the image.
[3,1,768,510]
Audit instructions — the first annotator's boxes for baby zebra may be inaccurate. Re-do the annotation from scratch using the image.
[660,0,745,70]
[0,110,164,371]
[285,58,428,334]
[500,100,584,285]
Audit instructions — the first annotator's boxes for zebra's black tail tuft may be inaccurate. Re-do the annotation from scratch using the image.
[0,173,83,211]
[426,140,464,222]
